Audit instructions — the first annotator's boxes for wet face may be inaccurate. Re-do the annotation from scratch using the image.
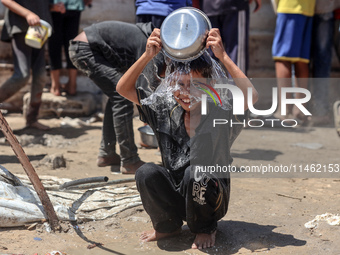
[173,71,205,112]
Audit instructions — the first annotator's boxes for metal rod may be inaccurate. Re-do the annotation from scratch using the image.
[62,178,135,190]
[0,111,60,231]
[59,176,109,190]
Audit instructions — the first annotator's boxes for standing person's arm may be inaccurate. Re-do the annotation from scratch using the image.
[116,28,162,105]
[206,28,258,110]
[1,0,41,25]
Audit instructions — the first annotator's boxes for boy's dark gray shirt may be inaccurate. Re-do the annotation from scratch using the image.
[83,21,154,71]
[136,75,248,183]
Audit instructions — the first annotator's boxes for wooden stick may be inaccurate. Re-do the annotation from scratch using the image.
[0,112,60,231]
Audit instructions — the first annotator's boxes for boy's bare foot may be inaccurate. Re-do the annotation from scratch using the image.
[292,105,308,123]
[64,82,77,96]
[140,228,181,242]
[191,230,217,250]
[27,121,51,131]
[50,86,61,96]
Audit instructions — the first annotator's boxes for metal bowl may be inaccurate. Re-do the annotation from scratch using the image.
[160,7,212,62]
[138,125,158,148]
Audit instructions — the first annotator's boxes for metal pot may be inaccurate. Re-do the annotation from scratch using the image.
[138,125,158,148]
[160,7,212,62]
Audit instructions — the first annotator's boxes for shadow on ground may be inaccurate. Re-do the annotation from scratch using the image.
[0,154,46,164]
[12,125,101,140]
[231,149,282,161]
[157,220,306,254]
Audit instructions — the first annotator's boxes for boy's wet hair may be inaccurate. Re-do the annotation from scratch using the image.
[171,54,213,78]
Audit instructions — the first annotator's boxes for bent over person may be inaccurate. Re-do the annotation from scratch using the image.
[69,21,151,173]
[116,28,258,249]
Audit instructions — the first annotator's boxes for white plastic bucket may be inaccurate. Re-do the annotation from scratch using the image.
[25,19,52,49]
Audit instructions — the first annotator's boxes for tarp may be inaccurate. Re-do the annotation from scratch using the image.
[0,165,141,227]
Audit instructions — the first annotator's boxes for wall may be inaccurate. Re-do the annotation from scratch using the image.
[1,0,340,77]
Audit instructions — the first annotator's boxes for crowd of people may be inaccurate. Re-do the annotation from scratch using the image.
[0,0,339,250]
[272,0,340,125]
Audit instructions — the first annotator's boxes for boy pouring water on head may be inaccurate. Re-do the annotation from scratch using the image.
[117,28,258,249]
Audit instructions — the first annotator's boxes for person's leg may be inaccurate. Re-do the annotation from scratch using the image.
[89,67,139,167]
[97,99,120,167]
[150,15,166,28]
[66,69,78,96]
[135,163,185,241]
[232,7,249,75]
[333,15,340,62]
[294,62,309,80]
[213,13,237,64]
[27,43,49,130]
[290,14,313,122]
[136,14,165,28]
[109,91,141,168]
[274,60,292,117]
[180,166,230,249]
[310,12,334,124]
[334,100,340,136]
[0,33,30,103]
[311,13,333,78]
[135,14,149,23]
[207,15,223,62]
[214,7,249,75]
[50,70,61,96]
[63,10,81,95]
[69,41,117,161]
[48,12,63,96]
[69,40,141,169]
[293,61,309,121]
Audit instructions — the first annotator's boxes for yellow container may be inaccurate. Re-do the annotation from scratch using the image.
[25,19,52,49]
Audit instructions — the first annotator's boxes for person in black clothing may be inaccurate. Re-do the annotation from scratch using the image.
[0,0,60,130]
[199,0,261,75]
[69,21,152,173]
[117,28,258,249]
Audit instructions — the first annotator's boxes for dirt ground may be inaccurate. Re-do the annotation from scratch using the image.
[0,113,339,255]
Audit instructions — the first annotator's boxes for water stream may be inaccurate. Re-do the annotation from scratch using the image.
[140,50,233,112]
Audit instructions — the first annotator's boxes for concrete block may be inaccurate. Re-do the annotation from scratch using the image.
[23,91,97,118]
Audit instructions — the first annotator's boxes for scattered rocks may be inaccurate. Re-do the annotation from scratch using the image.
[305,213,340,229]
[104,219,121,229]
[17,134,42,146]
[291,142,323,150]
[26,222,38,230]
[23,92,97,118]
[0,244,8,250]
[16,134,75,148]
[60,117,88,128]
[39,154,66,169]
[126,216,149,223]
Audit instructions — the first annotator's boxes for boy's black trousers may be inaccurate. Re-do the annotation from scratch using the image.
[135,163,230,234]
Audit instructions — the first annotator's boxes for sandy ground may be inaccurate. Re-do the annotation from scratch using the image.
[0,113,340,255]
